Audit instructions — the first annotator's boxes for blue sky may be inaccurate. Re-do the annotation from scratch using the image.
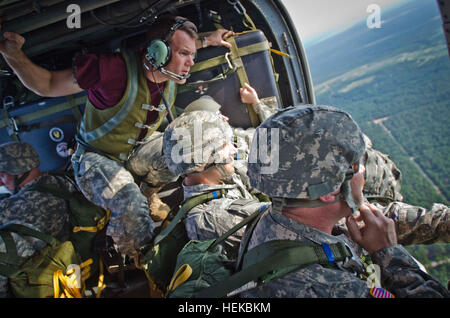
[281,0,411,45]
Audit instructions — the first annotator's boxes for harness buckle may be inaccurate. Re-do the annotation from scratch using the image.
[142,104,166,112]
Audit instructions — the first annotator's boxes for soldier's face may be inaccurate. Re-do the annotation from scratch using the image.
[0,172,15,192]
[164,30,196,84]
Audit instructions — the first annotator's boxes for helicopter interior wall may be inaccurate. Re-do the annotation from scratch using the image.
[0,0,311,173]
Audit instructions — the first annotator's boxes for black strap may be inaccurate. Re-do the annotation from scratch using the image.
[13,171,30,194]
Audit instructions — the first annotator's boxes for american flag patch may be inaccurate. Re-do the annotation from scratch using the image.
[369,284,395,298]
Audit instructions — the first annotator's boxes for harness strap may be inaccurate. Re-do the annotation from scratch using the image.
[0,231,24,269]
[166,201,269,294]
[153,188,228,246]
[0,223,59,278]
[227,36,259,127]
[195,240,352,298]
[189,40,271,74]
[210,204,269,250]
[29,180,110,234]
[0,223,58,246]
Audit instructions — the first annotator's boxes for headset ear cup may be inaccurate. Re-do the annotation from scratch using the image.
[146,39,171,69]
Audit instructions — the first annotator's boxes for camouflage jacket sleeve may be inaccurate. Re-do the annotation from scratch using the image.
[373,201,449,245]
[252,96,278,123]
[371,244,449,297]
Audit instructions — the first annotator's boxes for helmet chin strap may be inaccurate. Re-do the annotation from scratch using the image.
[187,160,234,184]
[272,195,341,214]
[13,171,30,194]
[339,179,361,216]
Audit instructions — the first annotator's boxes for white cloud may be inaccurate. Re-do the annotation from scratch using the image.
[281,0,410,40]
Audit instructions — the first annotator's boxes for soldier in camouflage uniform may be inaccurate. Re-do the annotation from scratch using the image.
[335,135,449,246]
[239,105,449,298]
[241,85,449,246]
[360,135,449,245]
[0,142,75,297]
[163,97,268,259]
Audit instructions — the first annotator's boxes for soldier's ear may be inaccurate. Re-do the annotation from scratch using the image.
[318,194,337,203]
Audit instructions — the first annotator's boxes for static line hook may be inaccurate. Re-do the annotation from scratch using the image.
[227,0,246,15]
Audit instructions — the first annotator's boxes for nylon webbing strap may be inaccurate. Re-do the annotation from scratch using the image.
[0,230,29,277]
[0,262,18,277]
[29,181,72,200]
[0,231,23,266]
[0,223,58,247]
[0,223,59,277]
[227,36,259,127]
[0,95,86,129]
[189,40,271,74]
[153,189,227,246]
[210,204,269,250]
[195,241,351,298]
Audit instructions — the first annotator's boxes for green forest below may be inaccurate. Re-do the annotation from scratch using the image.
[304,0,449,287]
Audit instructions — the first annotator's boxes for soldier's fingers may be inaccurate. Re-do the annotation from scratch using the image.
[224,30,234,39]
[221,40,232,48]
[244,83,256,93]
[358,204,378,225]
[346,214,362,243]
[3,31,23,44]
[367,203,385,218]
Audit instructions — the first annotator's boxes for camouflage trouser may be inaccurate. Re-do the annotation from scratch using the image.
[73,151,155,258]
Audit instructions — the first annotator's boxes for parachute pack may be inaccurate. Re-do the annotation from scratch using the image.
[165,206,353,298]
[0,173,109,298]
[140,188,230,295]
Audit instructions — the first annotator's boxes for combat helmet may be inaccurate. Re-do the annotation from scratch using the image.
[0,141,40,175]
[247,105,366,212]
[163,96,234,176]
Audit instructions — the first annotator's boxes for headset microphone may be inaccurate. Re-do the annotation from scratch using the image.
[159,67,191,81]
[143,59,190,81]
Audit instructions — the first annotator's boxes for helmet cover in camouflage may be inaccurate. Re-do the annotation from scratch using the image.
[0,141,40,175]
[163,106,233,176]
[183,95,221,114]
[247,105,366,199]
